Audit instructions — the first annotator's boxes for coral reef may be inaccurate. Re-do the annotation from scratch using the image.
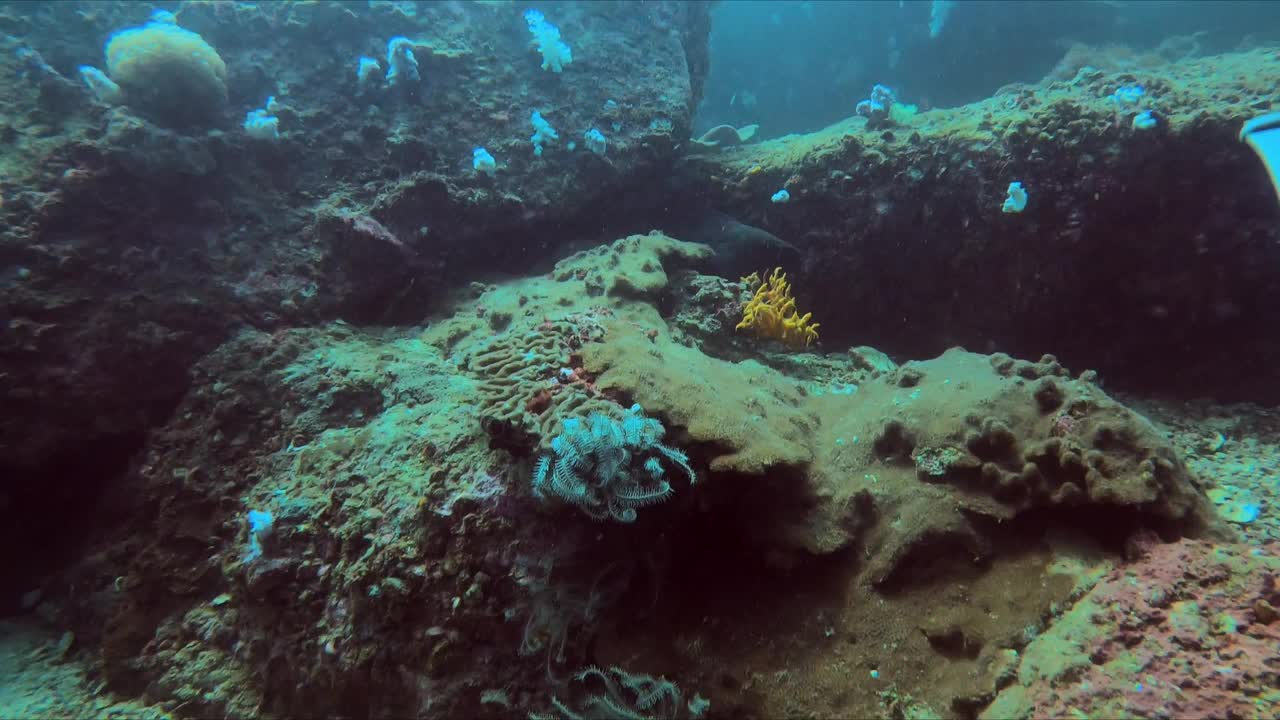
[12,227,1259,720]
[31,234,709,716]
[1,6,1277,720]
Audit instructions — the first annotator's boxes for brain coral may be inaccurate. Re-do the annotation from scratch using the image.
[105,20,228,128]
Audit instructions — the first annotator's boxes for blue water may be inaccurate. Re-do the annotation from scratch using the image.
[697,0,1280,138]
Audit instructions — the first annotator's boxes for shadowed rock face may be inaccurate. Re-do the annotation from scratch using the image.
[677,48,1280,403]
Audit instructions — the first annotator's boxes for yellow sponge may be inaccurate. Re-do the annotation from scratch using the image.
[736,267,820,348]
[105,21,227,127]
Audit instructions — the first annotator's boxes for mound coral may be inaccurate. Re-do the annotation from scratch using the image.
[735,267,820,347]
[104,18,228,128]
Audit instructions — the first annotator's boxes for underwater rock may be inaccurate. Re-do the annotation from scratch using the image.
[583,306,1216,566]
[43,228,1233,720]
[679,47,1280,403]
[48,230,722,717]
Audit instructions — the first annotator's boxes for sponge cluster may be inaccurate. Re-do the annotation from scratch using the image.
[105,20,228,127]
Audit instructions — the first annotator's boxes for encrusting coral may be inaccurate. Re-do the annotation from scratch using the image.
[735,267,820,347]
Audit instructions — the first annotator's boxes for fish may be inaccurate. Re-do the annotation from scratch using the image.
[1240,112,1280,206]
[665,210,801,278]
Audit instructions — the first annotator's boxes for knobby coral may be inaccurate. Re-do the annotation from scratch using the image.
[735,267,820,347]
[103,16,228,127]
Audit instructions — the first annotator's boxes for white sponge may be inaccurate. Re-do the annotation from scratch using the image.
[524,9,572,73]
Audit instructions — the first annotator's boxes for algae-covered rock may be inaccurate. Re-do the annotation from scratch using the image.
[983,536,1280,720]
[583,332,817,475]
[50,230,1222,720]
[679,47,1280,403]
[0,1,713,558]
[582,330,1215,565]
[806,348,1216,578]
[579,290,1215,567]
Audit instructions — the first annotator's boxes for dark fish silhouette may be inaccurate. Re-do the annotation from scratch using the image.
[667,210,801,278]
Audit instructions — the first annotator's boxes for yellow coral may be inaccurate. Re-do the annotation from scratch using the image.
[735,267,819,347]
